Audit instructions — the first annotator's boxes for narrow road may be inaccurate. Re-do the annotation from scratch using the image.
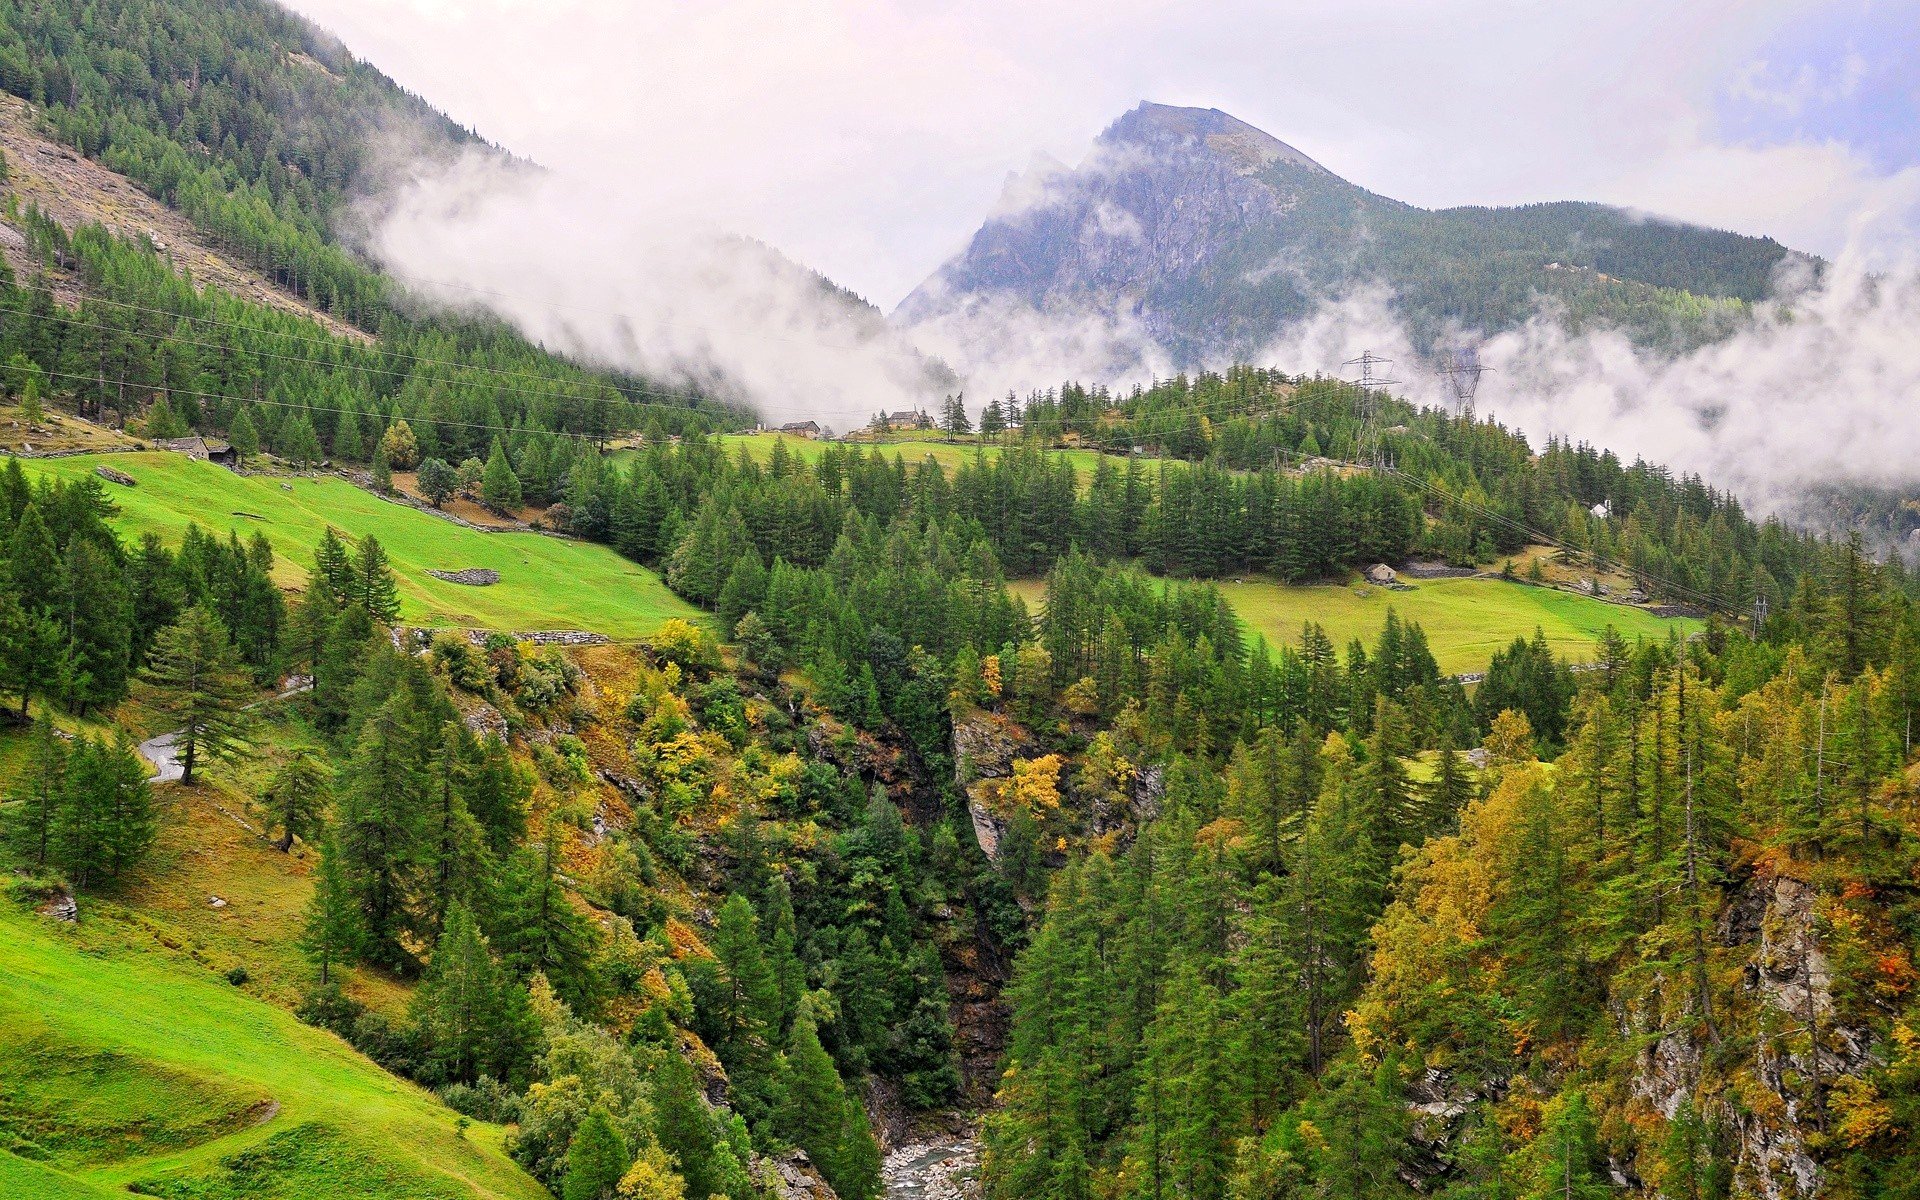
[137,728,186,782]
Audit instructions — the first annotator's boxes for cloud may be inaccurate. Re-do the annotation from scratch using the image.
[356,148,953,429]
[1232,240,1920,518]
[283,0,1920,309]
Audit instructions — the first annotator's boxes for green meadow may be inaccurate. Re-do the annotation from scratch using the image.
[1012,574,1700,675]
[21,453,699,636]
[0,904,545,1199]
[702,431,1123,481]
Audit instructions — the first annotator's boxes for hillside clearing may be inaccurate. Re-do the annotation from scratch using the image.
[18,453,700,636]
[0,904,545,1199]
[703,432,1123,481]
[1010,574,1701,674]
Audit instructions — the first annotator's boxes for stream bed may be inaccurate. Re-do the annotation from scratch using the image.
[881,1135,979,1200]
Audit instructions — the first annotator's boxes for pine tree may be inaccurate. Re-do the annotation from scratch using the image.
[650,1045,722,1200]
[261,749,331,853]
[300,832,365,987]
[482,437,523,512]
[313,528,356,607]
[778,1008,882,1200]
[563,1107,631,1200]
[412,902,512,1086]
[57,537,133,714]
[53,735,155,890]
[228,407,260,462]
[494,834,597,1009]
[370,442,394,492]
[1426,733,1473,832]
[140,605,255,786]
[709,893,780,1117]
[336,694,428,968]
[0,584,63,719]
[352,535,402,624]
[2,715,66,868]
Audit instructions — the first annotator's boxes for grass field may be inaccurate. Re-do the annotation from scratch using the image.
[0,904,545,1200]
[692,432,1125,482]
[1010,574,1701,674]
[21,453,699,635]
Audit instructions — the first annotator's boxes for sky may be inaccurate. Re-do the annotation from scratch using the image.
[291,0,1920,308]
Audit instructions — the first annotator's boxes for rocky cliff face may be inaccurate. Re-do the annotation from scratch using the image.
[896,101,1793,371]
[1620,870,1879,1199]
[897,102,1360,369]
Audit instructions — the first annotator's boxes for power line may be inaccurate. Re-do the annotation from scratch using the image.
[1342,352,1397,470]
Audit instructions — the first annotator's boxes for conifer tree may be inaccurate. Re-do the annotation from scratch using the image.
[336,694,428,968]
[708,893,780,1118]
[412,901,513,1086]
[495,833,597,1009]
[649,1044,723,1200]
[313,528,357,607]
[563,1107,631,1200]
[261,749,331,852]
[53,735,155,890]
[778,1008,882,1200]
[301,832,365,987]
[141,605,254,786]
[57,533,133,710]
[2,714,66,868]
[351,535,402,624]
[370,442,394,492]
[483,437,523,512]
[228,407,260,462]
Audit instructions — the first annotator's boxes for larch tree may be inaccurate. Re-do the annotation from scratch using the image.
[261,748,331,852]
[141,604,255,786]
[300,832,365,987]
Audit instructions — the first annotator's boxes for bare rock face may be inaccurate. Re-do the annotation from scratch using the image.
[462,702,508,742]
[951,709,1033,863]
[1623,871,1879,1200]
[764,1148,838,1200]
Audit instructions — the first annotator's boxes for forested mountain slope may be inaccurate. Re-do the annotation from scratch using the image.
[898,102,1799,367]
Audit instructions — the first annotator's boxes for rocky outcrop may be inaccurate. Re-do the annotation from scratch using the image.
[425,567,500,585]
[1623,870,1879,1200]
[764,1148,838,1200]
[951,708,1033,863]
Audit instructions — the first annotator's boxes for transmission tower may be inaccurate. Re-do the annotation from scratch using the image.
[1440,344,1491,421]
[1343,350,1397,468]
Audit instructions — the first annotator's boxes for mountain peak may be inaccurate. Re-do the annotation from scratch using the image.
[1100,101,1330,175]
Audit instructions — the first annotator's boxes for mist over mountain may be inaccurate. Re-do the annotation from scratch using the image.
[897,101,1802,373]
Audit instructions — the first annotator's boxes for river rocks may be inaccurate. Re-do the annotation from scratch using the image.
[882,1136,980,1200]
[36,885,77,922]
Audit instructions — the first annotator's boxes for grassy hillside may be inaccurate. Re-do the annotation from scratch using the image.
[1011,573,1700,674]
[0,904,545,1200]
[707,432,1119,480]
[21,454,700,636]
